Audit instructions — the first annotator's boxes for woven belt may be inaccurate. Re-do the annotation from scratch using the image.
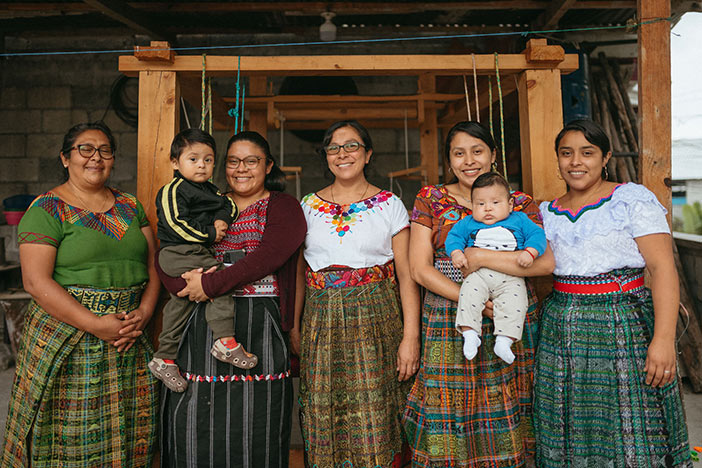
[553,274,644,295]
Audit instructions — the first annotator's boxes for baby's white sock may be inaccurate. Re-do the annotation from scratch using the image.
[461,329,481,360]
[494,335,515,364]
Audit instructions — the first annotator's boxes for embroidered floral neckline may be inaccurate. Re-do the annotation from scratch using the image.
[548,183,623,222]
[303,190,392,240]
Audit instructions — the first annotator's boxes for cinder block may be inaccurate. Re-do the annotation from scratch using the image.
[27,87,71,109]
[72,87,109,110]
[0,135,26,158]
[38,157,66,185]
[0,183,28,209]
[116,132,138,159]
[0,87,26,109]
[0,158,39,182]
[42,110,73,134]
[71,110,90,125]
[0,110,42,134]
[26,133,64,159]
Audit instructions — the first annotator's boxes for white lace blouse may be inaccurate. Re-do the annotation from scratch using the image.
[539,183,669,277]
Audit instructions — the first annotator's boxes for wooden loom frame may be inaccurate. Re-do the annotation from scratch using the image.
[119,38,577,228]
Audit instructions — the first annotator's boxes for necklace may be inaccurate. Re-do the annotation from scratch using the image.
[330,181,370,206]
[68,182,110,213]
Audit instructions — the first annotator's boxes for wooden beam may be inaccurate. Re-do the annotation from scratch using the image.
[119,54,580,77]
[238,93,465,104]
[137,70,179,231]
[0,1,637,14]
[419,75,440,185]
[81,0,176,43]
[517,68,567,202]
[247,76,268,138]
[637,0,671,220]
[534,0,578,28]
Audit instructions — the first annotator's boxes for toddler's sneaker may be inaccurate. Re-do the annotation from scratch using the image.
[211,338,258,369]
[148,358,187,392]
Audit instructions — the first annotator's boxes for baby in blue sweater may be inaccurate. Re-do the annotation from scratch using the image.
[446,172,546,364]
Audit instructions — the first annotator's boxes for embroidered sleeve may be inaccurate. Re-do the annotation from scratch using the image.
[411,185,435,228]
[512,191,541,227]
[17,203,62,247]
[135,198,150,228]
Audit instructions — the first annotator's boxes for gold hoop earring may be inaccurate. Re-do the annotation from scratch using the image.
[556,167,563,181]
[491,162,498,173]
[603,166,609,181]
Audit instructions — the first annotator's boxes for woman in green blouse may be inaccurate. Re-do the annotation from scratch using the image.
[2,122,161,467]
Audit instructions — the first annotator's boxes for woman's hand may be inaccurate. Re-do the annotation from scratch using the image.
[113,307,152,352]
[461,248,486,276]
[177,266,216,302]
[482,300,494,319]
[89,312,139,344]
[644,336,677,387]
[397,335,420,381]
[289,326,301,356]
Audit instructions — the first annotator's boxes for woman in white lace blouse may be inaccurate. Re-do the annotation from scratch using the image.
[533,120,691,467]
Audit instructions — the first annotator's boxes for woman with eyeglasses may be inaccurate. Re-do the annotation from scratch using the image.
[295,120,421,468]
[155,131,306,467]
[3,121,161,467]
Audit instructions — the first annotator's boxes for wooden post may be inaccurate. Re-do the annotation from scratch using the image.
[137,70,180,231]
[637,0,671,218]
[418,75,439,185]
[517,68,566,202]
[247,76,268,138]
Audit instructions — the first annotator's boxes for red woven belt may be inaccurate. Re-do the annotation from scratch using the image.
[553,276,644,294]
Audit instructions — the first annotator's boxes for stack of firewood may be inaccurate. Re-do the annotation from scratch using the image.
[590,52,639,183]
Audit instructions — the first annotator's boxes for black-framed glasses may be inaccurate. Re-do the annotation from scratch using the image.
[226,156,263,169]
[324,141,366,155]
[71,144,114,160]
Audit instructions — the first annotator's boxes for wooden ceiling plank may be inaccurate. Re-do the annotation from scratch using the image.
[80,0,176,43]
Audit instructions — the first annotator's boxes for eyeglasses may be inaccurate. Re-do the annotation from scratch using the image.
[71,144,115,160]
[226,156,263,169]
[324,141,366,155]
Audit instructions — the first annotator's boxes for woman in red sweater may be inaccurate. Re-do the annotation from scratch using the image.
[155,131,306,468]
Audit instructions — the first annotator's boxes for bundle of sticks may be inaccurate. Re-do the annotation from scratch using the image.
[590,51,639,183]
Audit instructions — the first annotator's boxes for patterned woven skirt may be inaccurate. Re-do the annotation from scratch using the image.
[299,264,412,468]
[2,285,159,468]
[533,269,691,468]
[402,261,538,468]
[161,296,292,468]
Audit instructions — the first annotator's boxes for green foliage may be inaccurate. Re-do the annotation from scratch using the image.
[681,201,702,234]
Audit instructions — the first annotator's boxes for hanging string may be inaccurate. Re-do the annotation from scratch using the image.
[462,75,472,121]
[207,78,213,134]
[488,75,494,143]
[228,56,242,133]
[495,52,507,179]
[200,54,207,131]
[471,53,480,123]
[240,82,246,132]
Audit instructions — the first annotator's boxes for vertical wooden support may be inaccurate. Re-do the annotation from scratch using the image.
[248,76,268,138]
[517,69,566,202]
[137,70,180,231]
[418,75,439,185]
[637,0,671,218]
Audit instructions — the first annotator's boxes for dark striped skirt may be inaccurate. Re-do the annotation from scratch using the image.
[299,265,411,468]
[2,285,159,468]
[534,269,691,467]
[402,281,538,467]
[160,296,292,468]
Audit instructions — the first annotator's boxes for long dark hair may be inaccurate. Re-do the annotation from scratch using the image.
[554,120,611,179]
[444,121,496,184]
[59,121,116,181]
[225,131,286,192]
[318,120,373,178]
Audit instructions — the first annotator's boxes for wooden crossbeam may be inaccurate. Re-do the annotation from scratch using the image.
[0,1,636,14]
[81,0,176,43]
[237,93,466,104]
[119,54,578,77]
[534,0,578,28]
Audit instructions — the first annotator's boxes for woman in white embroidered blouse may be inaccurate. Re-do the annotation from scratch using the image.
[294,120,420,468]
[534,120,691,467]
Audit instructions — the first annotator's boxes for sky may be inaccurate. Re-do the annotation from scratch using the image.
[671,12,702,141]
